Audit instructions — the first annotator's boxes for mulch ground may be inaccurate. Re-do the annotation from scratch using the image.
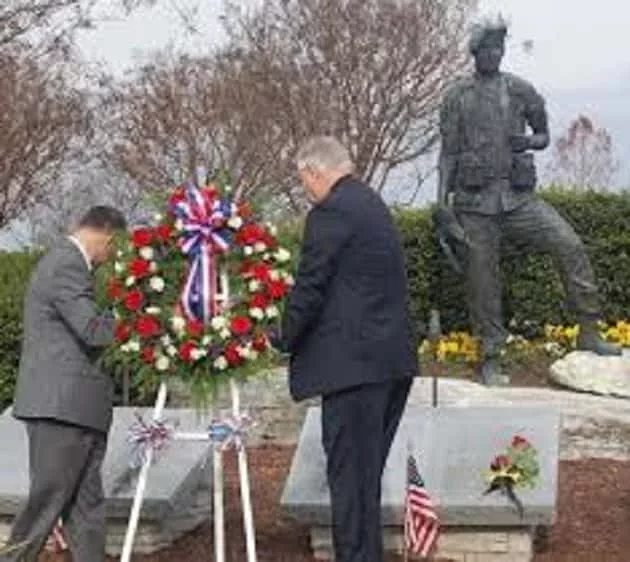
[38,444,630,562]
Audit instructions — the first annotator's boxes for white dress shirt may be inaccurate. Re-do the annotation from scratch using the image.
[67,235,92,272]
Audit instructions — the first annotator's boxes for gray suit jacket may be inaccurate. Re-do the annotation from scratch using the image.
[13,239,116,433]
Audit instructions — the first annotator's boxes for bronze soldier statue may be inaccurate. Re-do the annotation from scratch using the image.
[437,16,620,385]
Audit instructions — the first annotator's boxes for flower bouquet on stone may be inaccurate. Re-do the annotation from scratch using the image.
[483,435,540,518]
[101,168,294,405]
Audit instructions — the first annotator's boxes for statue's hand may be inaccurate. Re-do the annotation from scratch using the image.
[509,134,532,153]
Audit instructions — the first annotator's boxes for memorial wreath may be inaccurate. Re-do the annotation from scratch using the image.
[102,170,294,402]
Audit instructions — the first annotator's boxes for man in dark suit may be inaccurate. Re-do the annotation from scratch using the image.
[280,136,418,562]
[1,206,126,562]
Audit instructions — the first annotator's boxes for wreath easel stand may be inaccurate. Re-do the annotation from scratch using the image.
[119,268,258,562]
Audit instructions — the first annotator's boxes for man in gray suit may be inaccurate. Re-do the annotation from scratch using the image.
[1,206,126,562]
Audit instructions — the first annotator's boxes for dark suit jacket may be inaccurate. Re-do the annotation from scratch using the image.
[13,239,116,433]
[281,175,418,401]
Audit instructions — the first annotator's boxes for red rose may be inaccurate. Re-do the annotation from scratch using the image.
[490,454,511,470]
[512,435,530,449]
[236,223,264,246]
[262,230,277,249]
[230,316,253,336]
[237,201,253,218]
[179,341,196,362]
[187,319,204,338]
[132,228,153,248]
[124,290,144,311]
[168,187,186,207]
[249,293,269,310]
[136,315,161,338]
[224,341,243,366]
[129,258,151,279]
[240,260,254,277]
[252,263,271,282]
[115,322,131,343]
[156,224,173,242]
[252,333,268,352]
[107,278,124,300]
[267,279,287,299]
[141,347,156,364]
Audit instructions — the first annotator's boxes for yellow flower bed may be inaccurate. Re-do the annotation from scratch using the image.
[420,321,630,362]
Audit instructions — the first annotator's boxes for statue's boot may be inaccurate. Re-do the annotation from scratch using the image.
[481,357,511,386]
[577,324,622,356]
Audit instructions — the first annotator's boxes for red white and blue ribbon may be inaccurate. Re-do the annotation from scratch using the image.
[208,413,256,452]
[127,413,175,468]
[170,173,233,324]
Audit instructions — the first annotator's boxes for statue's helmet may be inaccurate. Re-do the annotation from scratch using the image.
[468,13,508,54]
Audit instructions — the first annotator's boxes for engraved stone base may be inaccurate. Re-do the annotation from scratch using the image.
[310,526,533,562]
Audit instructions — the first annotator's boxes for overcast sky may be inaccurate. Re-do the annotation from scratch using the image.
[3,0,628,248]
[75,0,630,179]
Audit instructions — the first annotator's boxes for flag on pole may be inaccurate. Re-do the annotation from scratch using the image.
[404,453,440,557]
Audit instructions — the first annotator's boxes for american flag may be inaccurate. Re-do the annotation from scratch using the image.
[404,453,440,557]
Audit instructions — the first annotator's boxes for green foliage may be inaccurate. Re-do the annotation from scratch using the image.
[396,189,630,337]
[0,252,41,412]
[2,189,630,410]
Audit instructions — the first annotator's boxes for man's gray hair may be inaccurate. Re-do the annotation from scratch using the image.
[295,136,355,174]
[469,13,508,53]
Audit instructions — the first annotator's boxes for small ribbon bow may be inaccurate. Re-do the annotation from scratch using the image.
[127,413,175,468]
[208,413,256,451]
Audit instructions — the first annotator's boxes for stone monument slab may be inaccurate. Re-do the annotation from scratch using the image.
[281,406,560,527]
[0,406,214,520]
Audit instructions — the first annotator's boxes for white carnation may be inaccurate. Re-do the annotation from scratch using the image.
[211,316,227,331]
[139,246,154,260]
[269,270,280,281]
[155,356,170,371]
[154,212,163,222]
[266,305,279,319]
[171,316,186,333]
[254,242,267,253]
[114,261,125,274]
[128,340,140,353]
[266,223,278,236]
[150,277,165,293]
[213,356,228,370]
[248,280,261,292]
[160,334,172,346]
[149,261,158,273]
[227,216,243,229]
[166,345,178,357]
[190,348,207,361]
[249,307,264,320]
[145,306,161,315]
[275,248,291,263]
[219,328,231,340]
[125,276,136,287]
[243,246,253,256]
[201,335,212,346]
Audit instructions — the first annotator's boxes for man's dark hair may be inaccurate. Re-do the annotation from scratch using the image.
[78,205,127,231]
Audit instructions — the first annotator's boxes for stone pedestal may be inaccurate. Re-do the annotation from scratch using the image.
[0,406,215,554]
[281,406,560,562]
[310,526,533,561]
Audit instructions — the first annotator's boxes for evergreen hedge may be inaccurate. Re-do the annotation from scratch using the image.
[1,189,630,410]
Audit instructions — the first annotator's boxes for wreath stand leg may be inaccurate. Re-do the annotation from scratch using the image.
[120,380,168,562]
[213,439,225,562]
[230,377,257,562]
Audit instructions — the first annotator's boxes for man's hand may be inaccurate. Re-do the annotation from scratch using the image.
[509,134,532,153]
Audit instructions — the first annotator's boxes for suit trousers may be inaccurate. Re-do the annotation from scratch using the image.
[321,378,412,562]
[457,197,601,358]
[0,419,107,562]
